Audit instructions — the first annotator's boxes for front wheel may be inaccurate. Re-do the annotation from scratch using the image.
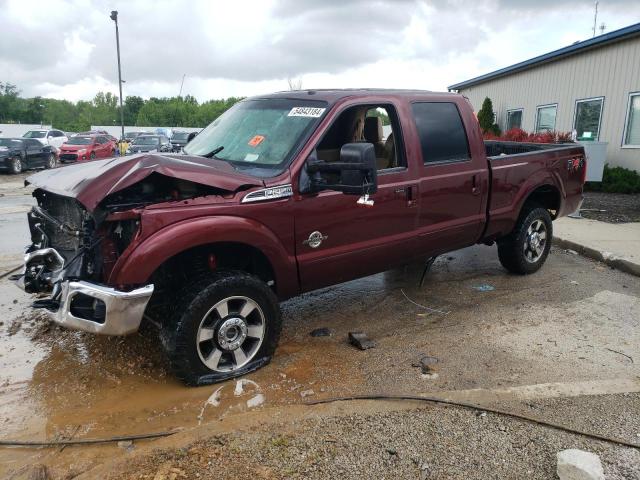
[162,271,281,386]
[497,205,553,274]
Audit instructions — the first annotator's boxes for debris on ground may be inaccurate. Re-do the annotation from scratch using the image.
[566,249,579,255]
[117,440,133,449]
[411,355,439,375]
[556,449,604,480]
[400,289,451,315]
[472,284,495,292]
[348,331,376,350]
[246,394,265,408]
[300,389,315,398]
[310,327,332,337]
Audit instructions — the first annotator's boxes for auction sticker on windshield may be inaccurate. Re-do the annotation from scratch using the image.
[288,107,326,117]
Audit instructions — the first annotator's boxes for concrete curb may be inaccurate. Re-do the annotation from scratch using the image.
[553,236,640,277]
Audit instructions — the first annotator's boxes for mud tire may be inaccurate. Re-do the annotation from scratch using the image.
[497,204,553,275]
[162,270,281,386]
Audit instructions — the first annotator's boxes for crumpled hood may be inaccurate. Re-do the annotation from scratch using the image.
[26,153,264,211]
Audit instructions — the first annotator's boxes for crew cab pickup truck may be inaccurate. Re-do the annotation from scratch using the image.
[14,90,586,385]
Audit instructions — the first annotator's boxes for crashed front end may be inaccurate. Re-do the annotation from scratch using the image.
[16,189,153,335]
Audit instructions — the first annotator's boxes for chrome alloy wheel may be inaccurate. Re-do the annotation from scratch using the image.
[524,219,547,263]
[196,296,266,372]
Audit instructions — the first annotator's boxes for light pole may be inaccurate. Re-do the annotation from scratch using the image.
[110,10,125,140]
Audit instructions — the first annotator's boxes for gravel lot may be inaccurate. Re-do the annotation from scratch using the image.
[108,395,640,480]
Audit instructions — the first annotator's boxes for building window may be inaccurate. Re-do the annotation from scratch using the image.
[574,97,604,141]
[535,104,557,132]
[506,109,523,131]
[623,92,640,147]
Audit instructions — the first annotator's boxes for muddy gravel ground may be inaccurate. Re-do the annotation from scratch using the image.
[581,191,640,223]
[108,396,640,480]
[2,244,640,479]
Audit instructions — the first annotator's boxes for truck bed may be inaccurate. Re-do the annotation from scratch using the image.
[483,141,586,241]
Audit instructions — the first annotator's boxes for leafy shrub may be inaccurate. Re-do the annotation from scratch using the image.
[477,98,501,136]
[585,165,640,194]
[483,128,574,144]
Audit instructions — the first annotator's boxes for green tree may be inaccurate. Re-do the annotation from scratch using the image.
[124,95,144,125]
[477,97,500,136]
[0,82,20,122]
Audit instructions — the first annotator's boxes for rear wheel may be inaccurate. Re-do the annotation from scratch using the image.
[497,205,552,274]
[45,153,56,169]
[10,157,23,174]
[162,271,281,386]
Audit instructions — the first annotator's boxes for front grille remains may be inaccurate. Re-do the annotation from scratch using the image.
[29,191,86,253]
[60,153,78,162]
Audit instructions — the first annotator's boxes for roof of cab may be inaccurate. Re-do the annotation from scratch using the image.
[253,89,458,104]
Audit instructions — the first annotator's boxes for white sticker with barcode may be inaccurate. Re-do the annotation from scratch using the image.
[288,107,325,118]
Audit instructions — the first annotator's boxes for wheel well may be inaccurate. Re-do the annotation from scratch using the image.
[146,243,277,323]
[151,242,275,290]
[524,185,561,218]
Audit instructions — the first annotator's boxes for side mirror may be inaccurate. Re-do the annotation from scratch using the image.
[305,143,378,195]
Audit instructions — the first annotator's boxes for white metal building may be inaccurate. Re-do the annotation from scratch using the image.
[449,22,640,172]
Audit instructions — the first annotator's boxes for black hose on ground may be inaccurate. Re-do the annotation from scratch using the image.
[305,394,640,450]
[0,430,177,448]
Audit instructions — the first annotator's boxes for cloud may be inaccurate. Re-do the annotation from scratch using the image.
[1,0,639,101]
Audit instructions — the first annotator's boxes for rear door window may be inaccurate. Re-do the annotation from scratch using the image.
[411,102,470,164]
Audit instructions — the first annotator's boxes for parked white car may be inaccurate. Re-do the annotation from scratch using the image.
[22,129,68,153]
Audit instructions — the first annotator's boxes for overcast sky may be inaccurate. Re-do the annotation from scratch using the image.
[1,0,639,102]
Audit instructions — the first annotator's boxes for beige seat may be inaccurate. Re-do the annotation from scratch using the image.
[363,117,388,170]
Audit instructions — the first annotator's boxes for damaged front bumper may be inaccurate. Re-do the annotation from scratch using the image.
[15,248,154,335]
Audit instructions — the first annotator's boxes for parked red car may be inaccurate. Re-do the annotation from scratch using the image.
[58,135,116,163]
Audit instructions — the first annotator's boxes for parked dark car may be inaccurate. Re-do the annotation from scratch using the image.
[124,131,145,141]
[170,131,191,152]
[0,138,56,174]
[126,134,171,154]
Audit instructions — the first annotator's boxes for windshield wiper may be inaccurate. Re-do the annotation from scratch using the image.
[203,145,224,158]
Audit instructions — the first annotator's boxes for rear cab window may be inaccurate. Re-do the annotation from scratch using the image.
[411,102,470,164]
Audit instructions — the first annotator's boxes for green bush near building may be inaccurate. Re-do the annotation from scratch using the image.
[586,165,640,194]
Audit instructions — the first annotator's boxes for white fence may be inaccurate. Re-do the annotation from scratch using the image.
[0,124,52,138]
[91,125,201,139]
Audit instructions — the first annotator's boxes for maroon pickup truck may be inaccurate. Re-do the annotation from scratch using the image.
[15,90,585,385]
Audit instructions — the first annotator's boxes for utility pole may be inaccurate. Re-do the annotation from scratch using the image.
[592,1,599,37]
[171,74,186,129]
[110,10,125,140]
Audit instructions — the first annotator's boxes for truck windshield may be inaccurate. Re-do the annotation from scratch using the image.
[184,98,327,176]
[134,137,160,145]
